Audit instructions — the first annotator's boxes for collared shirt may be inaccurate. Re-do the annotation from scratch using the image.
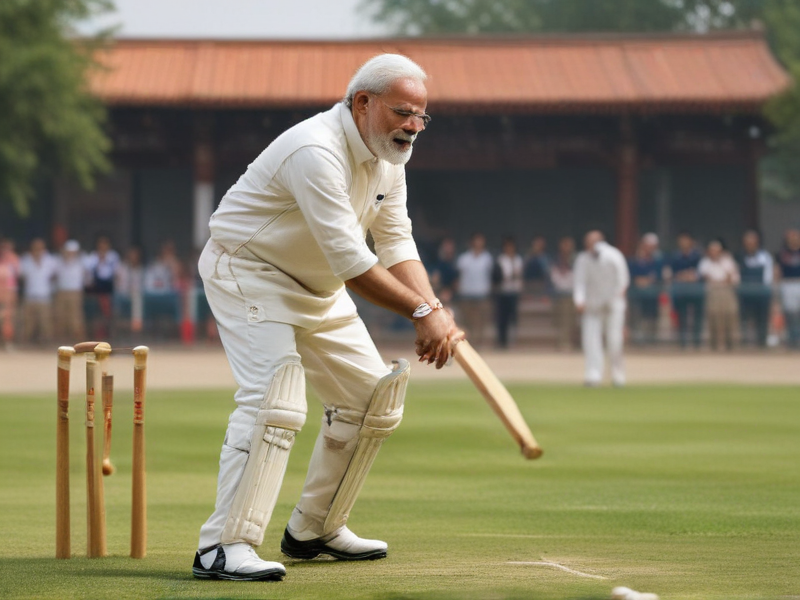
[670,249,702,277]
[628,256,663,282]
[497,253,524,295]
[84,251,120,285]
[738,250,773,285]
[698,254,740,285]
[207,103,419,327]
[550,260,574,294]
[776,246,800,279]
[19,253,58,301]
[55,255,87,292]
[573,241,629,309]
[456,250,493,298]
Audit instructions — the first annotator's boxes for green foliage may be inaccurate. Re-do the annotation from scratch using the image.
[365,0,800,203]
[361,0,766,36]
[0,0,112,217]
[762,0,800,201]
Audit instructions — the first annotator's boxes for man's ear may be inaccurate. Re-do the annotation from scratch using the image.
[352,91,370,116]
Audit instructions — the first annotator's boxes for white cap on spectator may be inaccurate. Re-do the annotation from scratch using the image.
[64,240,80,252]
[642,232,659,246]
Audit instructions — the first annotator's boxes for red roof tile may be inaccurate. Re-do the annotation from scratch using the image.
[90,33,790,112]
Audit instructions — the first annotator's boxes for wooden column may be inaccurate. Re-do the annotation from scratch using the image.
[744,137,764,231]
[193,113,215,251]
[615,117,639,256]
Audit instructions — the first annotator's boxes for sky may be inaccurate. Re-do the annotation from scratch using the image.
[78,0,389,39]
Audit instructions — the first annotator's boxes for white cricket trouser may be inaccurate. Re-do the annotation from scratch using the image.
[581,301,626,386]
[197,248,390,550]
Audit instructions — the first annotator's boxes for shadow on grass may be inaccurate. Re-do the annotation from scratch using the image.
[3,557,193,581]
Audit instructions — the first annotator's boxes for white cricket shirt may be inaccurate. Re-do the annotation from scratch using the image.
[573,241,630,309]
[207,103,420,327]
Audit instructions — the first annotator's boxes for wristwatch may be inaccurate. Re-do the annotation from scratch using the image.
[412,299,443,320]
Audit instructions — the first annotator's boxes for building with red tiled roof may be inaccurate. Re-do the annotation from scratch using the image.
[42,31,788,261]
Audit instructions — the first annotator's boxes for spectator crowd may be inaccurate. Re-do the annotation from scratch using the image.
[0,235,215,350]
[425,227,800,352]
[1,226,800,352]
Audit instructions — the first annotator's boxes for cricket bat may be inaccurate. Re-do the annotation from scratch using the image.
[453,341,543,459]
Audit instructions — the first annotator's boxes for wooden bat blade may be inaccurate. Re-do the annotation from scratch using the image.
[454,341,543,460]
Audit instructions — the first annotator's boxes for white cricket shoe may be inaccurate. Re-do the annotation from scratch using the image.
[281,525,388,561]
[192,542,286,581]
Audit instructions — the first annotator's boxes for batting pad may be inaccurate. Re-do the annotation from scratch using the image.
[323,359,409,535]
[222,362,307,546]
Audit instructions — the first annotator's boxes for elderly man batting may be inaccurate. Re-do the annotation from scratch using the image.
[193,54,463,581]
[573,230,630,387]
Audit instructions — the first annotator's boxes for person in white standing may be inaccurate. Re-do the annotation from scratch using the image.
[18,238,58,345]
[194,54,463,582]
[54,240,87,341]
[455,232,494,347]
[573,230,629,387]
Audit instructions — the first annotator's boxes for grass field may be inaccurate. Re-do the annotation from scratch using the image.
[0,380,798,600]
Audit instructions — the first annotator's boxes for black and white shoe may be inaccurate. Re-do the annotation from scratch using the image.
[281,526,388,561]
[192,543,286,581]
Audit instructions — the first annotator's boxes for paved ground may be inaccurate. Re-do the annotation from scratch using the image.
[1,344,798,394]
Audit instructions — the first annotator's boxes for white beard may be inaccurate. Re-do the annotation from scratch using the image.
[367,130,415,165]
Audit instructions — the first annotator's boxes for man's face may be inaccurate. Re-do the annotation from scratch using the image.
[584,231,602,253]
[471,235,486,253]
[743,232,759,253]
[440,239,455,260]
[707,241,722,260]
[362,77,428,165]
[31,239,45,257]
[786,229,800,250]
[677,235,693,253]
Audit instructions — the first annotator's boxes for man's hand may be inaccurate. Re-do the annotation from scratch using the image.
[414,308,464,369]
[575,302,585,315]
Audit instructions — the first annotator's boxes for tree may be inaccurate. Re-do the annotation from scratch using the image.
[762,0,800,202]
[361,0,765,36]
[0,0,112,217]
[364,0,800,202]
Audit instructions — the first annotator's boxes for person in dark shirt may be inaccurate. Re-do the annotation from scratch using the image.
[669,232,704,348]
[776,228,800,348]
[737,230,773,347]
[523,236,550,296]
[628,233,663,345]
[428,237,459,308]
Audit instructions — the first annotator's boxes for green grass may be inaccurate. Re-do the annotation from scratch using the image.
[0,382,798,599]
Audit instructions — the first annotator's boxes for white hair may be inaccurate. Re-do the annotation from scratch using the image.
[344,54,427,107]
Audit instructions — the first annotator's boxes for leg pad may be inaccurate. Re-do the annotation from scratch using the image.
[221,362,306,546]
[323,359,409,534]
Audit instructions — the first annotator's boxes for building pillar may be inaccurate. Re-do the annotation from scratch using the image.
[744,137,764,231]
[615,117,639,256]
[193,115,215,251]
[655,168,671,248]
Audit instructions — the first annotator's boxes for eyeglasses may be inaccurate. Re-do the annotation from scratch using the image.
[373,96,431,129]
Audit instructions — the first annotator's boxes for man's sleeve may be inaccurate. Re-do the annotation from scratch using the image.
[279,146,378,281]
[369,166,420,268]
[697,257,708,279]
[763,252,774,285]
[573,254,586,306]
[615,249,630,293]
